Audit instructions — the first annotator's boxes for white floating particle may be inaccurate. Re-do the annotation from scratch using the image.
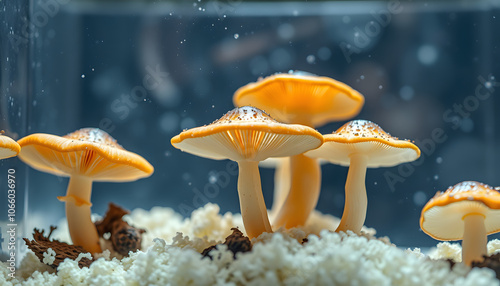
[378,85,383,89]
[417,45,438,65]
[277,23,295,40]
[208,174,217,184]
[81,74,85,78]
[306,55,316,64]
[436,157,443,164]
[434,175,439,180]
[317,47,331,61]
[413,191,427,206]
[400,86,415,101]
[234,33,239,39]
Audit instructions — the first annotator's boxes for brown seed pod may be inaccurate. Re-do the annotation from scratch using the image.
[95,202,146,256]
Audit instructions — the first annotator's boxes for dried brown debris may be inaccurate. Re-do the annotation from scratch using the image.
[472,253,500,279]
[95,202,145,256]
[23,226,93,269]
[202,227,252,260]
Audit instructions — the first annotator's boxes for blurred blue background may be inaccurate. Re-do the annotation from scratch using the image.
[1,0,500,248]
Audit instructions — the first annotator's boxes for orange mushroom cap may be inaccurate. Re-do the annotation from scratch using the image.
[17,128,154,181]
[171,106,324,161]
[0,133,21,159]
[305,120,421,167]
[420,181,500,241]
[233,71,364,127]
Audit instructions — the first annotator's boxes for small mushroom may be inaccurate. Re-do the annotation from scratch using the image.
[234,71,364,228]
[420,181,500,266]
[305,120,420,234]
[18,128,154,253]
[0,132,20,159]
[171,106,323,238]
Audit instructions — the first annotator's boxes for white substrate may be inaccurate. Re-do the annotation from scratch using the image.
[2,203,499,286]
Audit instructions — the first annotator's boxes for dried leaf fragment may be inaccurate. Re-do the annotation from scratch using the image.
[23,227,93,269]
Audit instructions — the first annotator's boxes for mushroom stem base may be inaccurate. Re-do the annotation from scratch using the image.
[64,176,102,254]
[237,161,272,238]
[462,214,487,265]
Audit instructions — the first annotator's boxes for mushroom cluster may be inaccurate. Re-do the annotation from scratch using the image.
[10,69,491,273]
[233,71,365,229]
[171,70,423,239]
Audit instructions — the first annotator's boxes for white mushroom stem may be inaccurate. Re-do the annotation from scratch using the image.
[269,158,291,218]
[237,161,272,238]
[273,154,321,228]
[462,213,487,265]
[63,175,102,253]
[336,153,368,234]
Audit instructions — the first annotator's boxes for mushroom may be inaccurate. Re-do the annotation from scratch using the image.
[0,132,20,159]
[17,128,154,253]
[305,120,420,234]
[233,71,364,228]
[171,106,323,238]
[420,181,500,265]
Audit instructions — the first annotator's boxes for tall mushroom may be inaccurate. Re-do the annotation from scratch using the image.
[420,181,500,266]
[0,132,20,159]
[234,71,364,228]
[305,120,420,234]
[171,106,323,238]
[17,128,154,253]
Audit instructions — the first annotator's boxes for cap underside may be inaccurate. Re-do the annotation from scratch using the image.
[172,123,323,162]
[0,148,18,160]
[18,134,153,181]
[421,200,500,240]
[0,136,20,159]
[305,140,419,167]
